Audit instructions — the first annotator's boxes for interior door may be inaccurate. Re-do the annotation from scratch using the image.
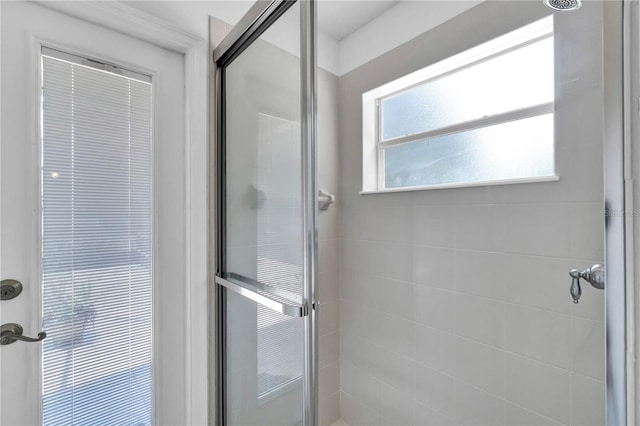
[0,2,188,424]
[214,1,317,425]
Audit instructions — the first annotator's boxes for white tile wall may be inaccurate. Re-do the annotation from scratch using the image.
[570,374,606,426]
[415,325,455,376]
[335,2,606,425]
[317,67,341,425]
[454,337,505,397]
[505,402,563,426]
[415,364,456,418]
[454,381,505,426]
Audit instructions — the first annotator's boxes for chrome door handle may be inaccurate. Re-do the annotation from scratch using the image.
[0,323,47,345]
[215,274,309,317]
[569,264,605,303]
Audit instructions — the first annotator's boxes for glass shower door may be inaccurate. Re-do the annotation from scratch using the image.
[214,1,317,425]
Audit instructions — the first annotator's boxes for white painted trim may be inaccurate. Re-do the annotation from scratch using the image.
[30,32,46,426]
[377,103,554,148]
[32,0,201,54]
[30,2,210,424]
[361,15,553,103]
[184,39,210,426]
[359,175,560,195]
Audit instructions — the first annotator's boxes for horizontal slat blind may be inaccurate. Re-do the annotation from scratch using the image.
[41,52,153,426]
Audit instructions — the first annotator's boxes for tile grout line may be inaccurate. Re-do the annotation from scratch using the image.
[341,322,606,384]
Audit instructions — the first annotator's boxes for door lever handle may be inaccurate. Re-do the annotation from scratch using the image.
[0,323,47,345]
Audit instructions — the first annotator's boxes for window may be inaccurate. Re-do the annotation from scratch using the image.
[41,47,153,425]
[362,16,556,192]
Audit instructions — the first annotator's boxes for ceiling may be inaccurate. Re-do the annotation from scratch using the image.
[317,0,400,41]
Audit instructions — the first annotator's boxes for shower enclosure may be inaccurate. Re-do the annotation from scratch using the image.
[212,1,630,425]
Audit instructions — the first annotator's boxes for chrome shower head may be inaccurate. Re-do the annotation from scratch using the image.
[544,0,581,11]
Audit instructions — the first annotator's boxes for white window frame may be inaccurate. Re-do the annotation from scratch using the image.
[361,15,559,194]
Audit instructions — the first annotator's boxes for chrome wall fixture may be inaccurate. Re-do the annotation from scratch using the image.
[318,189,335,211]
[569,264,605,304]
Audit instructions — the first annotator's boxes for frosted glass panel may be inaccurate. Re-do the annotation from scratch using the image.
[41,53,152,425]
[381,37,554,141]
[257,305,303,396]
[225,48,302,297]
[384,114,554,188]
[225,292,303,425]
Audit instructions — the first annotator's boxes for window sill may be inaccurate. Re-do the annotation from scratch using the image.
[359,175,560,195]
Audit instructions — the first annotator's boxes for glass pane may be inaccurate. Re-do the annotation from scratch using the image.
[41,54,152,425]
[384,114,553,188]
[225,291,303,425]
[381,36,554,141]
[225,28,302,299]
[223,3,304,425]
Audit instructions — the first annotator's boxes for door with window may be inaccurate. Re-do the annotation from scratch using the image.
[213,1,317,425]
[0,2,187,424]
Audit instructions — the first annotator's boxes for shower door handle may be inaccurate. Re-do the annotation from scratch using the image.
[215,274,309,317]
[569,264,605,303]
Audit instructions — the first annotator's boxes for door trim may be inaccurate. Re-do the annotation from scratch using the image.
[29,2,209,424]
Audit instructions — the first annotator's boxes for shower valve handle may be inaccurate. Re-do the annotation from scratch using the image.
[569,264,605,304]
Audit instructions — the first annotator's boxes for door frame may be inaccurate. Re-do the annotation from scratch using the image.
[27,2,210,424]
[210,1,318,424]
[605,1,639,425]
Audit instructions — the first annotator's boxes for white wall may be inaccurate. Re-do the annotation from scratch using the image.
[125,0,340,75]
[336,0,481,75]
[125,0,484,76]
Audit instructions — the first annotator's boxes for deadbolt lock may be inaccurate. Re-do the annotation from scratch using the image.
[0,279,23,301]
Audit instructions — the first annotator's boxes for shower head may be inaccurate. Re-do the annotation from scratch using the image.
[544,0,581,11]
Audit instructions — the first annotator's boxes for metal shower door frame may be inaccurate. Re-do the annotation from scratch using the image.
[605,1,634,425]
[211,1,318,425]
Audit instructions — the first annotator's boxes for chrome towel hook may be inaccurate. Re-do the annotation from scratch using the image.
[318,189,335,211]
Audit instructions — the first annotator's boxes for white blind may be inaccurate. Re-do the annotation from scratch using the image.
[41,50,153,426]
